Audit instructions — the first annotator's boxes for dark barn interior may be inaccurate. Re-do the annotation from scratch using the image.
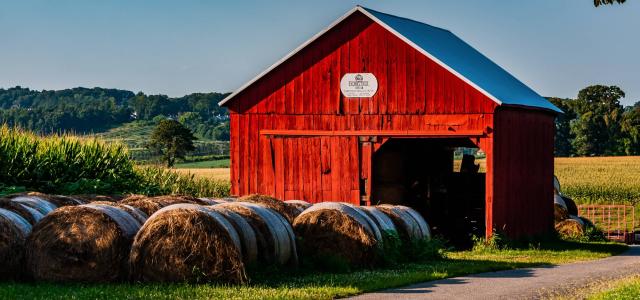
[371,139,485,248]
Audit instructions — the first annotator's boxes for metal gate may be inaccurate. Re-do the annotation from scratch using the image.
[578,205,635,243]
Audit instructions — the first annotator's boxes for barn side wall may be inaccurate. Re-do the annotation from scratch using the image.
[491,107,556,238]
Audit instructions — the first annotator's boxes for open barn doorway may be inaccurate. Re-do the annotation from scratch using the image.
[371,138,486,248]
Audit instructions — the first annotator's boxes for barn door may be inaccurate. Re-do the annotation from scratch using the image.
[271,136,360,204]
[359,137,374,206]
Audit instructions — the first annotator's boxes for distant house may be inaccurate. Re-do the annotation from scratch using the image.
[220,6,560,240]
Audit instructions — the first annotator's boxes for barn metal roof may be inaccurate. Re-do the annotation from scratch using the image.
[219,6,561,113]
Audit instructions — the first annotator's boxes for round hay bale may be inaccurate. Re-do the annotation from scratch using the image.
[199,198,231,205]
[359,206,397,233]
[26,204,143,282]
[121,194,147,202]
[217,202,297,266]
[123,199,163,216]
[396,205,431,239]
[292,202,380,267]
[0,198,45,225]
[207,206,258,265]
[554,203,569,223]
[343,204,383,242]
[71,195,122,203]
[284,200,312,218]
[26,192,85,206]
[120,195,200,215]
[9,195,57,215]
[562,195,579,216]
[88,201,149,224]
[555,217,585,238]
[238,194,298,224]
[0,208,32,279]
[553,175,561,195]
[377,205,430,242]
[129,204,246,283]
[145,195,202,206]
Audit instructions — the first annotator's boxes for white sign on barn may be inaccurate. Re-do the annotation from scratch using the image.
[340,73,378,98]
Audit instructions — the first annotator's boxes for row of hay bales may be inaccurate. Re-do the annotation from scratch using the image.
[0,193,431,284]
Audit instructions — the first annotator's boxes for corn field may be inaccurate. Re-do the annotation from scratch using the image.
[555,156,640,206]
[0,125,229,197]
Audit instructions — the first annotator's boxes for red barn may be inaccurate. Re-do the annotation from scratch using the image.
[219,6,561,241]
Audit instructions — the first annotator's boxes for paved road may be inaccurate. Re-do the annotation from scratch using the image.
[351,246,640,300]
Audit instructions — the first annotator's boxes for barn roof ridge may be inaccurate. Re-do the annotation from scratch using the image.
[219,6,562,113]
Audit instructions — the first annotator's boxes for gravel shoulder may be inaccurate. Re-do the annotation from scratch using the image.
[351,245,640,300]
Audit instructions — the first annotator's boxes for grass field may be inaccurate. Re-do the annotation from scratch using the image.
[173,167,231,181]
[585,275,640,300]
[0,241,625,300]
[174,159,230,169]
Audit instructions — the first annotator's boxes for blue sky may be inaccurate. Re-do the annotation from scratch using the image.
[0,0,638,105]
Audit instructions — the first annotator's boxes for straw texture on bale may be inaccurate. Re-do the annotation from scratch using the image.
[207,206,258,264]
[121,199,163,216]
[120,195,202,216]
[293,202,380,267]
[238,194,298,224]
[129,204,246,284]
[26,204,143,282]
[9,195,57,216]
[377,205,431,242]
[0,208,32,279]
[0,198,45,225]
[218,202,297,266]
[284,200,312,218]
[555,217,585,237]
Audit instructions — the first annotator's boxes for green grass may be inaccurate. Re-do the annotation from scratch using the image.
[586,275,640,300]
[174,159,230,169]
[0,241,625,300]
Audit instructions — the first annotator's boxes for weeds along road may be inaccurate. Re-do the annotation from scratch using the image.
[351,245,640,300]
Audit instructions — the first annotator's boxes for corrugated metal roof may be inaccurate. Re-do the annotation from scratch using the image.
[220,6,561,113]
[360,7,561,113]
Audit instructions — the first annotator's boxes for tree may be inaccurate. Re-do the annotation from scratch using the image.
[594,0,625,6]
[147,119,197,167]
[548,97,577,156]
[621,102,640,155]
[570,85,626,156]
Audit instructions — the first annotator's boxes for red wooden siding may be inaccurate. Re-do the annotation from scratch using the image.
[227,11,497,115]
[491,108,555,237]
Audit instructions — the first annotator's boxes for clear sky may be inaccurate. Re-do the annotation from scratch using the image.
[1,0,638,105]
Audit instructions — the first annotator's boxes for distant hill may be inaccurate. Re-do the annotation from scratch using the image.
[0,86,230,140]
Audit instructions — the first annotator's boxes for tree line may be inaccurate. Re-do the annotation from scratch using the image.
[0,86,230,140]
[549,85,640,156]
[2,85,639,156]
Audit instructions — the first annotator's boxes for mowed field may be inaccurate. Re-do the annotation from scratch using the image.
[177,156,640,205]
